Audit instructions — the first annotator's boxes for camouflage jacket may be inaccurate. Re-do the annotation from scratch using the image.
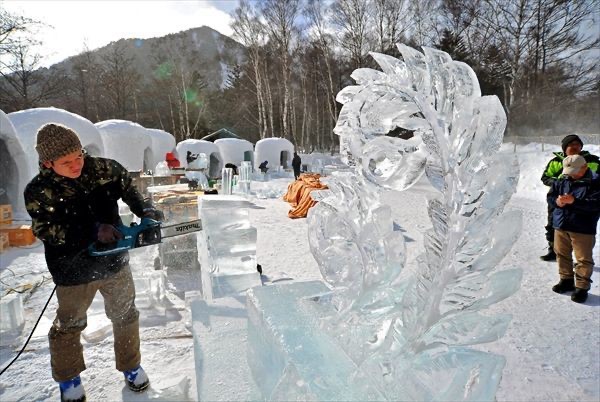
[24,155,146,286]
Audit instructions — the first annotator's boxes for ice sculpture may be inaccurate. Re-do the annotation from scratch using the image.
[238,161,252,194]
[197,195,261,299]
[222,167,233,195]
[307,44,522,400]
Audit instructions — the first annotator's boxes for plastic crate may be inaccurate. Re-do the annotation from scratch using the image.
[0,232,9,253]
[0,225,36,247]
[0,205,12,225]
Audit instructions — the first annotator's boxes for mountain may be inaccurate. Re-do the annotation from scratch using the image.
[54,25,246,91]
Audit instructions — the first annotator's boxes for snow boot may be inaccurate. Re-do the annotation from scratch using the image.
[123,365,150,392]
[59,375,86,402]
[571,288,588,303]
[552,278,575,294]
[540,246,556,261]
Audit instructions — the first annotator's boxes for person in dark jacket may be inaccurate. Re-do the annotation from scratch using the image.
[224,163,238,175]
[258,160,269,173]
[292,152,302,180]
[547,154,600,303]
[186,150,197,164]
[24,124,159,401]
[539,134,599,261]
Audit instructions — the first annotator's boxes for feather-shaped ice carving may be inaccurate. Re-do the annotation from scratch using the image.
[307,44,522,400]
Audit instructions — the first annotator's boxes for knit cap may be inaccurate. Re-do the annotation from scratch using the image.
[35,123,82,163]
[561,134,583,154]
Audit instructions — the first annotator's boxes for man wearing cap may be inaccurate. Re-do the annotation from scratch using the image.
[539,134,599,261]
[24,123,159,401]
[547,154,600,303]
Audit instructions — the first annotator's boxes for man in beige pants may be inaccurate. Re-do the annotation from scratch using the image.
[547,154,600,303]
[24,124,161,401]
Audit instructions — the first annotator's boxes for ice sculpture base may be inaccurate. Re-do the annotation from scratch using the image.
[0,293,25,345]
[201,269,262,300]
[189,293,261,401]
[247,281,383,401]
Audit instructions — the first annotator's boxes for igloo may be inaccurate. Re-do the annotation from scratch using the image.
[146,128,176,172]
[95,120,152,172]
[254,137,294,171]
[0,110,30,218]
[214,138,254,171]
[7,107,105,180]
[176,139,223,178]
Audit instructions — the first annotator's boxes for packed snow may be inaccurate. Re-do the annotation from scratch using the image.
[95,120,152,172]
[254,137,294,171]
[0,144,599,401]
[7,107,105,182]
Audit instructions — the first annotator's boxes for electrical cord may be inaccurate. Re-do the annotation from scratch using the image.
[0,285,56,376]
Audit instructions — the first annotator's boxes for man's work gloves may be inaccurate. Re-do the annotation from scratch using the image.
[97,224,123,244]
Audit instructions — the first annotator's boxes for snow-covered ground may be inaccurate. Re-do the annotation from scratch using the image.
[1,144,599,401]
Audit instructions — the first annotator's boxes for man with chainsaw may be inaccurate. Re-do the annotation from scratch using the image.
[24,123,162,402]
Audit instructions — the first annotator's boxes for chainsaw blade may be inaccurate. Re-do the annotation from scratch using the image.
[161,219,203,239]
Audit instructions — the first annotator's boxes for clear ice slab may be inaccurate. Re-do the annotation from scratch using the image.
[247,281,383,401]
[0,292,24,345]
[197,195,261,299]
[189,294,260,401]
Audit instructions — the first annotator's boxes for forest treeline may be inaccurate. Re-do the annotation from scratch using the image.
[1,0,598,150]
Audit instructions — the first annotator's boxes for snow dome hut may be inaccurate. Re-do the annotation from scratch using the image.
[176,139,223,178]
[215,138,254,171]
[95,120,152,172]
[146,128,176,171]
[0,110,30,217]
[254,137,294,171]
[201,128,242,142]
[8,107,105,180]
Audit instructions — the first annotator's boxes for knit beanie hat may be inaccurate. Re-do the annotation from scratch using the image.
[561,134,583,154]
[35,123,82,163]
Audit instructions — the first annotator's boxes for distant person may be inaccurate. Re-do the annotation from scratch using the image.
[24,124,160,401]
[539,134,599,261]
[186,150,198,165]
[165,152,180,169]
[224,163,238,176]
[547,154,600,303]
[258,160,269,173]
[292,152,302,180]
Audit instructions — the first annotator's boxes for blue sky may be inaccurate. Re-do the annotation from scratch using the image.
[2,0,239,67]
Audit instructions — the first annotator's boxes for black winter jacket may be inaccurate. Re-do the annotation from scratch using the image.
[24,155,146,286]
[547,169,600,235]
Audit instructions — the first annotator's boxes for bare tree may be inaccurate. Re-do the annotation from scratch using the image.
[528,0,599,91]
[409,0,439,46]
[305,0,341,150]
[99,43,140,118]
[0,8,39,56]
[232,0,271,139]
[69,44,104,120]
[330,0,372,69]
[0,42,67,111]
[0,8,66,111]
[262,0,301,142]
[372,0,411,54]
[478,0,538,117]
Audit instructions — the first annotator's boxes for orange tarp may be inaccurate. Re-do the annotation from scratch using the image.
[282,174,328,219]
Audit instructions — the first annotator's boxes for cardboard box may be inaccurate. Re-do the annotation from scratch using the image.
[0,225,36,247]
[0,205,12,225]
[0,232,9,253]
